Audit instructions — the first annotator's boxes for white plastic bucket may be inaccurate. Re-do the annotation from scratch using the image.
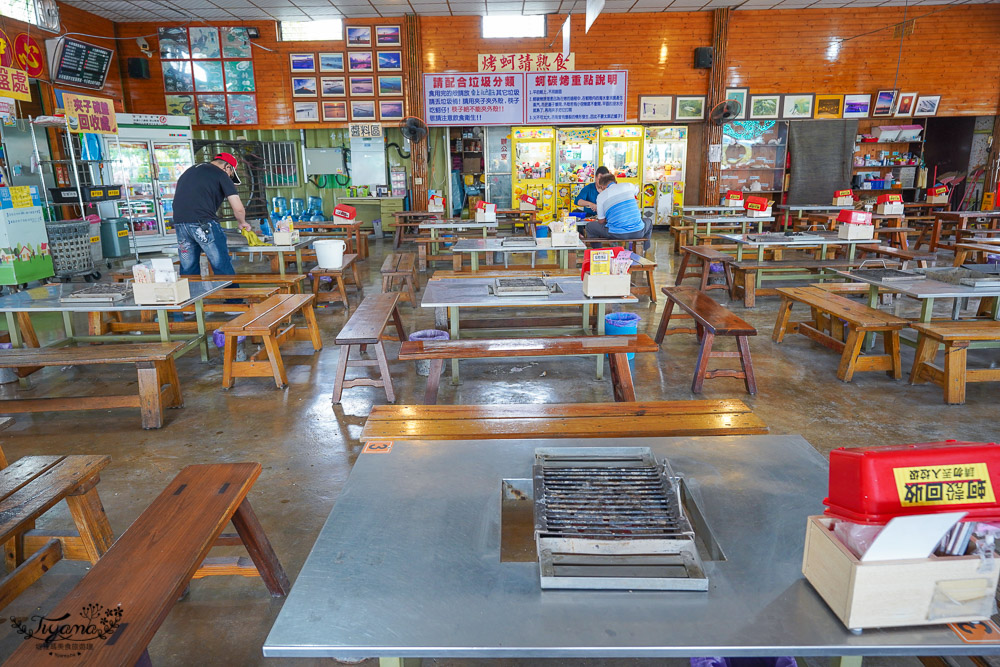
[314,239,346,269]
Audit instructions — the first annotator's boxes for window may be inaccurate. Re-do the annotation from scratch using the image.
[482,15,546,39]
[279,19,343,42]
[0,0,38,25]
[261,141,300,188]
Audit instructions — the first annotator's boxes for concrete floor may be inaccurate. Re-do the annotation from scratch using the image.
[0,230,996,666]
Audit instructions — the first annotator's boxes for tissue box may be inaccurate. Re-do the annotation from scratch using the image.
[839,223,875,240]
[132,278,190,305]
[582,272,631,297]
[273,230,300,245]
[802,515,1000,631]
[872,125,901,142]
[519,194,538,211]
[833,190,854,206]
[897,125,923,141]
[550,231,579,247]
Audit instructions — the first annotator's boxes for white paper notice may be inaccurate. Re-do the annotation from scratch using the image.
[708,144,722,163]
[860,511,967,562]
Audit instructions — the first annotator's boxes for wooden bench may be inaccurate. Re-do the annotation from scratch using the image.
[398,334,659,404]
[4,462,289,666]
[676,245,733,293]
[309,254,362,313]
[772,285,909,382]
[655,286,758,394]
[670,224,694,253]
[910,321,1000,404]
[415,235,492,272]
[629,255,658,303]
[381,252,419,304]
[360,399,768,442]
[219,294,322,389]
[730,259,880,307]
[953,242,1000,267]
[0,343,184,429]
[333,292,407,403]
[186,273,307,294]
[857,244,937,269]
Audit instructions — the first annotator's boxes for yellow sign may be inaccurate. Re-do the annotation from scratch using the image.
[63,93,117,134]
[9,186,33,208]
[89,235,100,244]
[893,463,996,507]
[117,230,128,238]
[478,52,574,73]
[0,65,30,102]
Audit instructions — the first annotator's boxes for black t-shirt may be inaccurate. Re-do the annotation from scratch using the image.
[172,162,238,224]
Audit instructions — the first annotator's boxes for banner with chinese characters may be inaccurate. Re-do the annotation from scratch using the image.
[479,53,574,73]
[0,66,30,102]
[349,123,382,138]
[63,93,118,134]
[424,73,523,127]
[525,70,627,125]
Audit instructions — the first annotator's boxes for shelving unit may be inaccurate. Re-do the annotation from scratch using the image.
[851,118,927,200]
[718,121,788,203]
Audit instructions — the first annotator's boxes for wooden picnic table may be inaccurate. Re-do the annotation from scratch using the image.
[926,211,1000,252]
[299,221,367,259]
[391,211,443,248]
[227,239,312,276]
[495,208,537,235]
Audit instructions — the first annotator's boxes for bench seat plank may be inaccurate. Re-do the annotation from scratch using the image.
[777,286,909,328]
[335,293,403,345]
[398,335,657,359]
[910,321,1000,404]
[911,321,1000,341]
[0,343,184,366]
[369,399,756,420]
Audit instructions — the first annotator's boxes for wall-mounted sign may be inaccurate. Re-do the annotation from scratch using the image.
[0,66,31,102]
[63,93,118,134]
[0,97,16,125]
[0,30,14,68]
[49,37,113,90]
[13,34,44,78]
[478,53,574,73]
[424,73,523,127]
[349,122,382,138]
[525,70,627,125]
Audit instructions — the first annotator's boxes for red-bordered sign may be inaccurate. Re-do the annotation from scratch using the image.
[0,30,15,69]
[13,34,43,78]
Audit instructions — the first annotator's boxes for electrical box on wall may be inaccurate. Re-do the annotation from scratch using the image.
[304,148,346,176]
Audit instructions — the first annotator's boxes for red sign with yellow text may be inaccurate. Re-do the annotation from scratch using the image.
[63,93,117,134]
[0,30,14,68]
[0,65,30,102]
[13,34,43,78]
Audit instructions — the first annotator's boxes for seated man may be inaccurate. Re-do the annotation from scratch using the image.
[585,173,652,250]
[574,166,610,214]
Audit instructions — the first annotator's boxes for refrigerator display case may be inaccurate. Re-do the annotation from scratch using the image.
[599,125,643,191]
[484,126,512,209]
[556,127,597,214]
[511,126,556,222]
[643,126,688,226]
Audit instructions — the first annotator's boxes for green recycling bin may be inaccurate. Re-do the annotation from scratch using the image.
[100,218,132,258]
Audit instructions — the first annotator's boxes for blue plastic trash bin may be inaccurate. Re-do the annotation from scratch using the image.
[605,312,641,360]
[535,224,550,238]
[409,329,450,375]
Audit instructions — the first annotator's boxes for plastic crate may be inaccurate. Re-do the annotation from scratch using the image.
[46,220,96,276]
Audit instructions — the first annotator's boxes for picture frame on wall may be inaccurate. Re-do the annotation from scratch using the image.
[842,94,871,119]
[638,96,672,122]
[782,93,814,120]
[189,26,220,59]
[289,53,316,73]
[346,26,372,48]
[319,53,344,72]
[377,51,402,72]
[378,75,403,96]
[675,96,705,122]
[813,95,843,119]
[375,25,401,46]
[349,76,375,96]
[350,100,377,121]
[294,101,319,122]
[321,76,346,97]
[913,95,941,117]
[322,101,348,122]
[379,100,405,120]
[348,52,373,72]
[291,77,317,97]
[872,89,897,117]
[748,94,780,120]
[723,87,748,120]
[894,92,918,117]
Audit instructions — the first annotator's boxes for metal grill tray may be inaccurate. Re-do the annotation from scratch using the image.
[491,277,552,297]
[747,232,824,242]
[59,283,133,303]
[851,268,926,282]
[500,237,538,248]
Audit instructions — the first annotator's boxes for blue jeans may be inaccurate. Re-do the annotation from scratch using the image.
[585,218,653,250]
[176,220,236,276]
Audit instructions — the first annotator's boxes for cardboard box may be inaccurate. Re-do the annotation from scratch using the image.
[273,230,300,245]
[582,272,631,297]
[463,157,482,173]
[897,125,923,141]
[872,125,901,141]
[833,189,854,206]
[802,515,1000,631]
[724,190,744,207]
[132,278,190,305]
[550,231,580,247]
[519,194,538,211]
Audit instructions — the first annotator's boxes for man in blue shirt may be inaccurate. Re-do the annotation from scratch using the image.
[586,172,652,249]
[574,166,610,213]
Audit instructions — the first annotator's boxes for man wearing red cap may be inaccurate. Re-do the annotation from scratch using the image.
[172,152,251,276]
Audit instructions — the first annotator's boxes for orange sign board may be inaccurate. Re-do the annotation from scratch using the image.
[63,93,117,134]
[13,34,43,78]
[950,620,1000,644]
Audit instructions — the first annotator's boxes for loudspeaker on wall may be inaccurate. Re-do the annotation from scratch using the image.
[127,57,150,79]
[694,47,713,69]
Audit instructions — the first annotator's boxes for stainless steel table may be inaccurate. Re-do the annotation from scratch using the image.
[264,434,995,663]
[681,215,773,242]
[0,281,231,362]
[450,237,586,271]
[227,239,312,277]
[420,275,636,381]
[775,204,845,229]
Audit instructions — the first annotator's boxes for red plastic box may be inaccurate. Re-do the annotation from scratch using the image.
[333,204,356,220]
[824,440,1000,524]
[837,209,872,225]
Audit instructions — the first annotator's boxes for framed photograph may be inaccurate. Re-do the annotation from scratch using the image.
[289,53,316,73]
[348,52,373,72]
[843,94,871,119]
[894,92,918,117]
[321,100,348,122]
[377,51,402,71]
[638,96,672,122]
[291,76,317,97]
[913,95,941,117]
[379,100,405,120]
[319,53,344,72]
[376,25,401,46]
[220,27,251,59]
[814,94,844,119]
[158,27,190,59]
[378,75,403,96]
[194,61,225,92]
[321,76,346,97]
[227,93,258,125]
[675,96,705,122]
[782,93,814,120]
[294,101,319,122]
[872,89,897,117]
[346,26,372,48]
[162,60,193,92]
[349,76,374,96]
[196,94,226,125]
[724,87,748,120]
[350,100,376,121]
[224,61,255,92]
[164,94,196,122]
[749,94,781,120]
[189,26,220,59]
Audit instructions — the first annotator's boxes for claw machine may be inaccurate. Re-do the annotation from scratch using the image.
[643,126,688,226]
[511,126,556,222]
[599,125,643,191]
[556,128,598,215]
[96,114,194,253]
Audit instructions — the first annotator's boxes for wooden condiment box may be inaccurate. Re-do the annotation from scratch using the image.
[802,515,1000,631]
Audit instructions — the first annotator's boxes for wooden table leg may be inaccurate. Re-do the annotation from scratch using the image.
[391,305,407,341]
[654,299,676,344]
[737,335,758,395]
[423,358,444,404]
[231,498,291,597]
[608,352,636,402]
[692,332,716,393]
[64,478,115,563]
[136,361,165,429]
[942,341,968,404]
[373,341,395,402]
[332,343,351,403]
